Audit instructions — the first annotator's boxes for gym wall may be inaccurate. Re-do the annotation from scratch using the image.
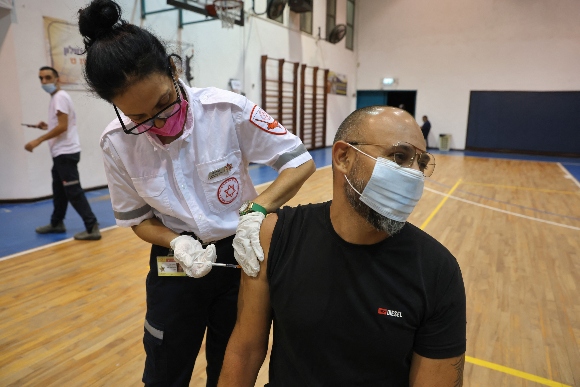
[0,0,357,200]
[356,0,580,151]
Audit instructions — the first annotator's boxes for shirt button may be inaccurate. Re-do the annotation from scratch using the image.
[181,185,185,189]
[198,215,202,220]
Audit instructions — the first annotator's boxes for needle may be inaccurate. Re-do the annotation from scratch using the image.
[211,263,241,269]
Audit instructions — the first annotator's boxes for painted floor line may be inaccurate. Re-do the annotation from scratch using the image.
[0,225,118,263]
[441,152,578,165]
[0,165,333,261]
[466,356,571,387]
[461,181,580,195]
[424,187,580,231]
[427,180,580,222]
[419,178,462,230]
[557,162,580,190]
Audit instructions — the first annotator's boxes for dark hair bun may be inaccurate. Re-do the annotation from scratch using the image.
[78,0,123,49]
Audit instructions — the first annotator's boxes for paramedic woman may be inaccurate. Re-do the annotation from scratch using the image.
[78,1,315,386]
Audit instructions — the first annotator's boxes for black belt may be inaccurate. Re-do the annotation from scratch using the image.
[180,231,233,248]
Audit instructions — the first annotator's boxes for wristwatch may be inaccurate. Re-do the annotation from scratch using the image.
[239,201,268,216]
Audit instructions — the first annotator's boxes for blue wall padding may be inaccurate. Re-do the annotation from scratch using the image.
[466,91,580,154]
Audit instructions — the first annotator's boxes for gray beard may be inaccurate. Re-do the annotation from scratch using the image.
[344,162,406,236]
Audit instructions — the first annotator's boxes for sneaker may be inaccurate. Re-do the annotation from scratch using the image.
[36,221,66,234]
[74,223,102,241]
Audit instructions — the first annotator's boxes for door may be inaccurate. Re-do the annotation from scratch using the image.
[356,90,386,109]
[356,90,417,117]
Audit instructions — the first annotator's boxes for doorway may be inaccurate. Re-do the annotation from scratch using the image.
[356,90,417,117]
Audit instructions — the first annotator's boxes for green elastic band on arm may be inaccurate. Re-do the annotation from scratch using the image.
[251,202,268,216]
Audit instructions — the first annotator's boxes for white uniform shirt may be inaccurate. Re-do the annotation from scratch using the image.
[47,90,81,158]
[101,83,312,243]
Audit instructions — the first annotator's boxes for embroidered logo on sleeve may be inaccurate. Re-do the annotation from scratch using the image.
[208,163,233,180]
[378,307,403,318]
[217,177,239,204]
[249,105,287,135]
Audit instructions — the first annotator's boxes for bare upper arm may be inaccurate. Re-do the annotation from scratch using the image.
[259,212,278,260]
[229,213,279,348]
[409,352,465,387]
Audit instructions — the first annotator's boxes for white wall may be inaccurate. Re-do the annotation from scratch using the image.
[0,0,357,200]
[356,0,580,150]
[1,0,115,200]
[0,8,28,199]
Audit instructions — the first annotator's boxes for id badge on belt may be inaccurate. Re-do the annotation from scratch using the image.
[157,250,186,276]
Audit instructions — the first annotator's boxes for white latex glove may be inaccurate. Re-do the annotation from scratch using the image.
[233,212,266,277]
[170,235,217,278]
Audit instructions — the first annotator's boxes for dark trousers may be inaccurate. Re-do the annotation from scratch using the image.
[50,152,97,231]
[143,236,240,387]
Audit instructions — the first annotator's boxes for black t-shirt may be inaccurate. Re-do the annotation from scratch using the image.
[267,201,466,386]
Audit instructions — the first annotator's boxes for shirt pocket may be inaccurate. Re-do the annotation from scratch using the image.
[131,174,174,216]
[196,151,243,214]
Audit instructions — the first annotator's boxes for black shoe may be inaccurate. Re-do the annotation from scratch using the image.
[36,221,66,234]
[74,223,102,241]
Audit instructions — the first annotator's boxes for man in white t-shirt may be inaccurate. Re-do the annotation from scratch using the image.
[24,66,101,240]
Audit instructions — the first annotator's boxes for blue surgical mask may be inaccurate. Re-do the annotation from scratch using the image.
[345,145,425,222]
[42,83,57,94]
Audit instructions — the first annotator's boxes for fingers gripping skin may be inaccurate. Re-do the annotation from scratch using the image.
[233,212,266,277]
[170,235,217,278]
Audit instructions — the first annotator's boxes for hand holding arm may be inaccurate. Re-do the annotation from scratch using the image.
[233,160,315,276]
[233,212,265,277]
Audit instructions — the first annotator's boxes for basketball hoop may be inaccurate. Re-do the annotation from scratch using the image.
[213,0,243,29]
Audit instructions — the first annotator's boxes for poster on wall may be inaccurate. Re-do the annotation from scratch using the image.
[0,0,13,9]
[43,16,86,90]
[327,71,348,96]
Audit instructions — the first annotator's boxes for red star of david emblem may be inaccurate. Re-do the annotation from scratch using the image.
[225,184,236,197]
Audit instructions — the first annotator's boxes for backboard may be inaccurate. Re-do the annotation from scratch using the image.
[167,0,245,27]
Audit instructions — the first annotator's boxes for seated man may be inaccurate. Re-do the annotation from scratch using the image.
[218,106,466,386]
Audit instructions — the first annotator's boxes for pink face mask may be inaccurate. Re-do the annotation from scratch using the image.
[147,98,189,137]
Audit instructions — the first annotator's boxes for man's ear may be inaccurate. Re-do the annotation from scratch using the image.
[332,141,352,175]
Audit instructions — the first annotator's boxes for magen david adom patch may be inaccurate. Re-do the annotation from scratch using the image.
[217,177,239,205]
[249,105,287,135]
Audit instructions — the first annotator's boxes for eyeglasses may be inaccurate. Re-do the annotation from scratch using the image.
[114,74,182,135]
[347,141,436,177]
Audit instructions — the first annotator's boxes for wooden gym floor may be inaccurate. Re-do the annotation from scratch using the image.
[0,153,579,386]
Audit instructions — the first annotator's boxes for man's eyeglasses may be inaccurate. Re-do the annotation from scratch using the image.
[347,141,436,177]
[114,74,182,135]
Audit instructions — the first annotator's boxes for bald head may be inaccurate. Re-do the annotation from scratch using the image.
[334,106,424,148]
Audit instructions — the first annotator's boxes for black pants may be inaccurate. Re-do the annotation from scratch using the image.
[143,236,240,387]
[50,152,97,231]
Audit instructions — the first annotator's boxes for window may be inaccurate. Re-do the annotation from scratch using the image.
[346,0,355,50]
[326,0,336,40]
[300,11,313,34]
[268,2,284,24]
[274,11,284,24]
